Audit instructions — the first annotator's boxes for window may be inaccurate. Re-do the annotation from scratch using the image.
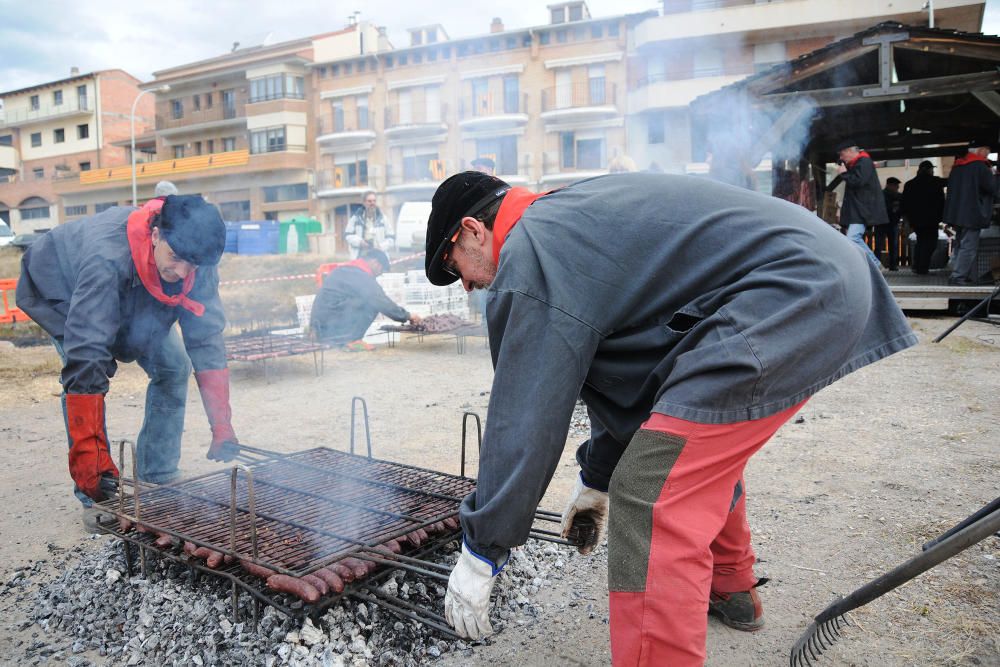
[193,141,202,156]
[65,204,88,216]
[413,53,422,64]
[53,90,63,105]
[503,76,519,113]
[218,200,250,221]
[506,37,517,49]
[383,57,393,69]
[77,85,88,109]
[95,202,116,213]
[647,57,666,84]
[222,90,236,118]
[574,27,586,41]
[398,55,407,66]
[53,128,65,143]
[33,168,44,179]
[344,63,353,75]
[397,90,412,124]
[425,86,441,123]
[318,66,327,78]
[358,60,367,72]
[489,40,500,53]
[332,64,340,76]
[223,137,236,152]
[608,23,619,37]
[556,30,567,43]
[332,99,345,132]
[193,94,200,111]
[539,31,551,45]
[77,123,89,139]
[428,49,438,62]
[30,132,41,147]
[249,74,305,102]
[694,49,723,77]
[79,161,91,171]
[401,144,439,181]
[171,99,184,119]
[334,153,369,187]
[588,65,606,105]
[30,95,39,110]
[442,46,451,58]
[753,41,786,73]
[20,198,50,218]
[471,78,488,115]
[569,4,583,20]
[207,139,215,154]
[0,135,12,146]
[648,113,665,144]
[173,145,185,159]
[250,127,286,154]
[205,93,213,108]
[551,8,564,23]
[561,131,605,170]
[262,183,308,202]
[591,25,603,39]
[475,136,517,175]
[357,95,369,130]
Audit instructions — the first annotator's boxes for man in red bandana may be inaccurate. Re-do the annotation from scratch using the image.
[16,195,240,522]
[945,139,998,285]
[424,171,916,665]
[829,139,888,269]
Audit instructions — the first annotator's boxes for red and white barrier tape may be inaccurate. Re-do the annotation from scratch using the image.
[218,252,426,287]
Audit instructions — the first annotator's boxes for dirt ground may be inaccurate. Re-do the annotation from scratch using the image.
[0,312,997,666]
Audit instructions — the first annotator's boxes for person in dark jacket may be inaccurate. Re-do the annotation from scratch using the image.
[902,161,947,274]
[878,177,903,271]
[309,249,420,349]
[945,140,998,285]
[828,140,888,268]
[16,195,241,514]
[424,171,916,665]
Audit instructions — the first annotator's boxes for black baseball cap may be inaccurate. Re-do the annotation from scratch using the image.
[968,138,991,149]
[361,248,391,272]
[158,195,226,266]
[918,160,934,170]
[834,138,859,152]
[425,171,510,286]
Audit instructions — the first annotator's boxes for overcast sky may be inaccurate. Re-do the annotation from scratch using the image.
[0,0,997,92]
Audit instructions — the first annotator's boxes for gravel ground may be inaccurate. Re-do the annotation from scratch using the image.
[0,315,997,666]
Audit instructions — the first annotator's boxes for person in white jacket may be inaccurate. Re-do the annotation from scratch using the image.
[345,191,393,258]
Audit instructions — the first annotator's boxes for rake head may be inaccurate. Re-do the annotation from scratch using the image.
[789,607,850,667]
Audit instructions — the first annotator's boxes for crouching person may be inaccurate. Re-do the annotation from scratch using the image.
[16,195,241,523]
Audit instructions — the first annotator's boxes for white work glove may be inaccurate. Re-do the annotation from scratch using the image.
[445,542,499,640]
[560,473,609,555]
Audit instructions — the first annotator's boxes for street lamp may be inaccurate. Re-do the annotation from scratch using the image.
[131,84,170,206]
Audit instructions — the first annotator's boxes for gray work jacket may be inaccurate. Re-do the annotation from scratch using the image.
[464,173,917,564]
[309,266,409,345]
[16,207,227,394]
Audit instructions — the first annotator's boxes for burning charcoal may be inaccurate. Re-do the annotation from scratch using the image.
[266,574,320,604]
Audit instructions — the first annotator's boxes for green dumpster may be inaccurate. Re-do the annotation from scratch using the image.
[279,216,322,253]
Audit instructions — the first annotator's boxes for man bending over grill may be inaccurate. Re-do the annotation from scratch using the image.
[16,195,240,526]
[309,249,421,351]
[424,171,917,666]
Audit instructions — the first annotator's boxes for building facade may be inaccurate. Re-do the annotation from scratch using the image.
[0,69,152,233]
[627,0,987,177]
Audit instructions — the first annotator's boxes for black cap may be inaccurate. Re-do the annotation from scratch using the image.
[834,138,859,152]
[918,160,934,170]
[158,195,226,266]
[470,156,495,169]
[886,177,901,185]
[968,138,991,149]
[361,248,391,273]
[425,171,510,286]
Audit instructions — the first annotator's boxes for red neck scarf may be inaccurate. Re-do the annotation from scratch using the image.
[344,258,374,275]
[847,151,871,168]
[491,188,549,265]
[126,199,205,316]
[953,152,989,167]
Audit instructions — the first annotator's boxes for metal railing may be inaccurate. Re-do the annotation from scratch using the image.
[458,93,526,120]
[249,143,307,155]
[384,105,448,129]
[316,168,375,191]
[540,81,617,112]
[316,112,376,135]
[0,98,91,126]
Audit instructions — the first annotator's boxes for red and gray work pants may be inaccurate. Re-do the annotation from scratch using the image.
[607,400,806,666]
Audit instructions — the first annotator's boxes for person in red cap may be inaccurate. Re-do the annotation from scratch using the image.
[16,194,240,527]
[425,171,916,665]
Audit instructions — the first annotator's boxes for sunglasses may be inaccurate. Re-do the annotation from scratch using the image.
[441,229,463,279]
[433,185,510,281]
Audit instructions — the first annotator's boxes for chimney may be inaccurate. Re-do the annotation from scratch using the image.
[70,66,80,76]
[490,17,504,33]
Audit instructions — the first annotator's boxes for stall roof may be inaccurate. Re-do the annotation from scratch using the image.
[690,22,1000,163]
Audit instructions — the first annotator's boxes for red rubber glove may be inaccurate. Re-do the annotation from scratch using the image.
[194,368,240,462]
[65,393,120,501]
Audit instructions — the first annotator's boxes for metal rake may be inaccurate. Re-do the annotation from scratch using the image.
[790,496,1000,666]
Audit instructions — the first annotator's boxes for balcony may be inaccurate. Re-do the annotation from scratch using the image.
[316,112,377,152]
[157,99,246,136]
[458,94,530,132]
[628,73,750,112]
[540,81,620,126]
[0,145,17,173]
[383,107,449,144]
[0,98,92,129]
[384,162,444,196]
[77,149,251,185]
[315,167,377,199]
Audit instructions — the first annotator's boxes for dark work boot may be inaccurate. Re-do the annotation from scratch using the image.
[708,579,766,632]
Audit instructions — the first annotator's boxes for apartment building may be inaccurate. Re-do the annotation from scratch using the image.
[312,2,651,239]
[627,0,987,175]
[58,25,375,223]
[0,69,151,233]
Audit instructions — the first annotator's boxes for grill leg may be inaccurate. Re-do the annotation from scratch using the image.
[232,582,240,623]
[123,541,134,577]
[139,545,148,578]
[252,598,261,632]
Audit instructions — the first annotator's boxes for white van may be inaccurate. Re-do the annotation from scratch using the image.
[394,202,432,252]
[0,222,13,247]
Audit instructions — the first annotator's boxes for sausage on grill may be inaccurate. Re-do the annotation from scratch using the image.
[240,559,276,579]
[330,562,355,582]
[341,557,372,578]
[443,516,460,531]
[154,533,175,549]
[183,541,199,556]
[302,574,329,596]
[266,574,320,603]
[313,567,345,594]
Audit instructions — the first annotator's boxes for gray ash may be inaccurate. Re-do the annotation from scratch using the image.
[14,536,569,666]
